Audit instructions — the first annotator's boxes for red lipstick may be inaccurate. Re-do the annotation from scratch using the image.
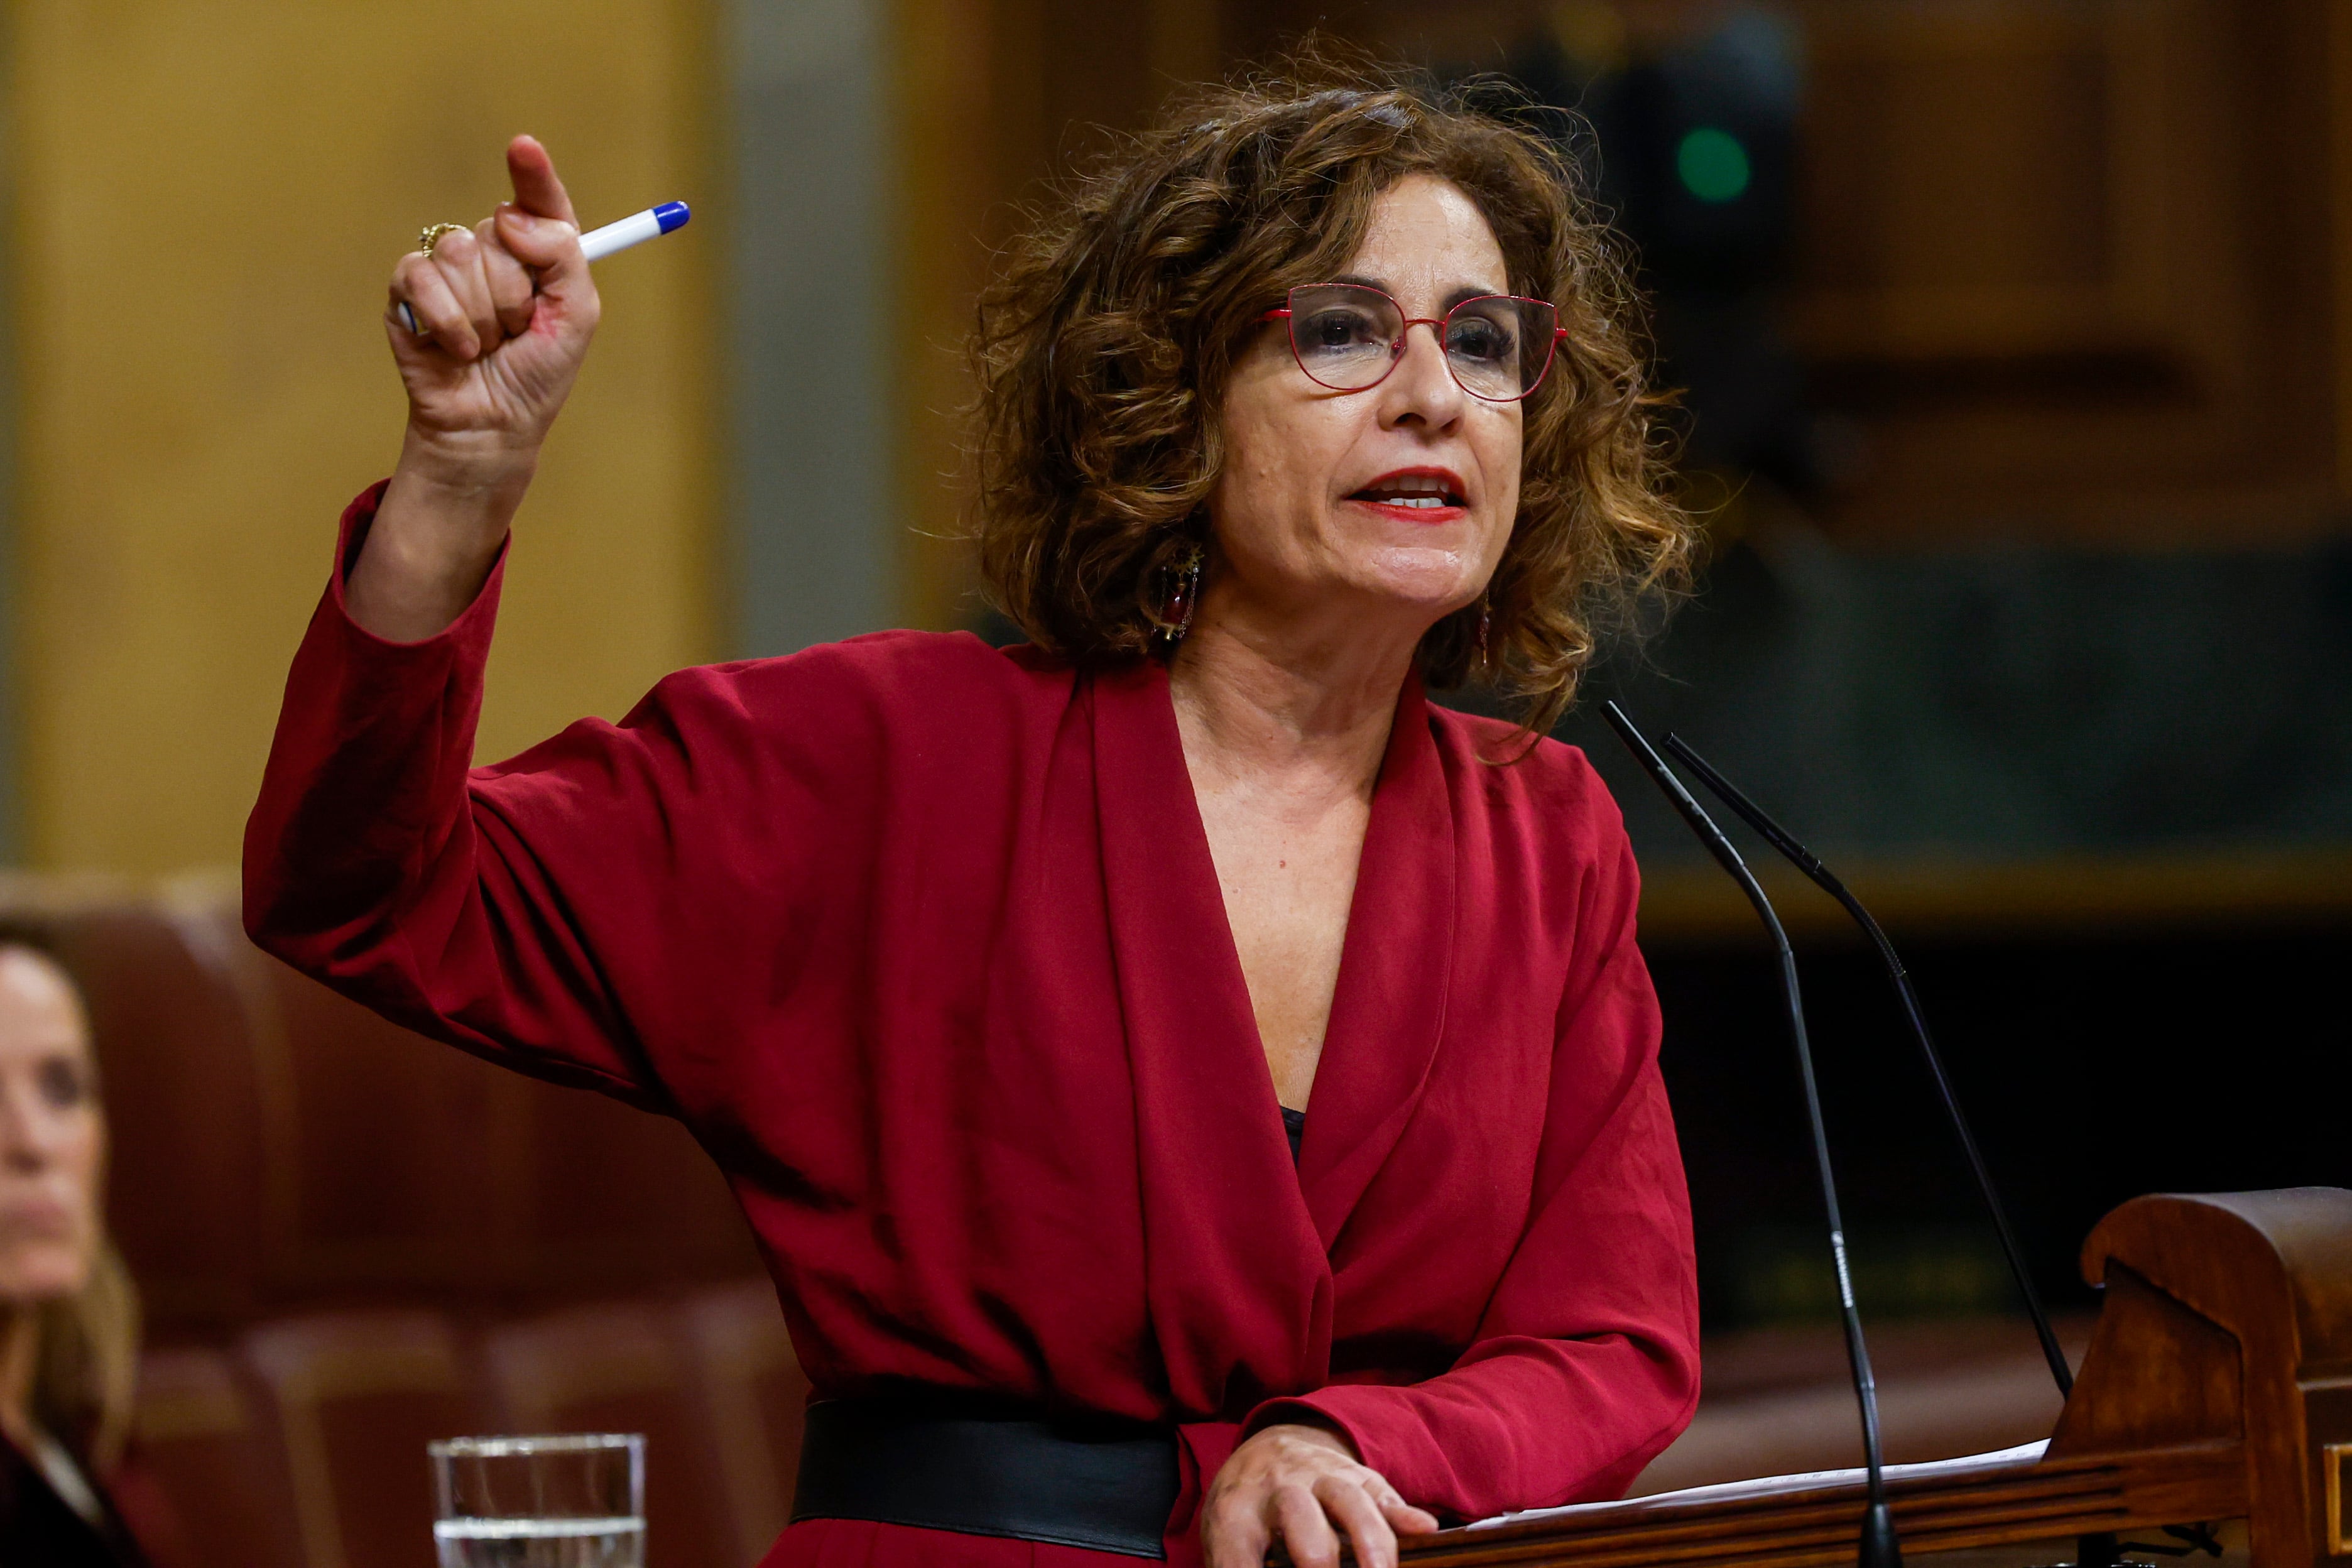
[1344,466,1469,524]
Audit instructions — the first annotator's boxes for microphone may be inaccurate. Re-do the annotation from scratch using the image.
[1599,701,1902,1568]
[1658,730,2074,1399]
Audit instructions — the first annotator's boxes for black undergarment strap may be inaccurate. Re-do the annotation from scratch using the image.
[1281,1106,1307,1165]
[792,1394,1180,1559]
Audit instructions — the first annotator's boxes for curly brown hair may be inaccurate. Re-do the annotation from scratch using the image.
[969,52,1692,734]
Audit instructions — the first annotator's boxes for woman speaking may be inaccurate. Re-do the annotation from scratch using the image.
[246,63,1700,1568]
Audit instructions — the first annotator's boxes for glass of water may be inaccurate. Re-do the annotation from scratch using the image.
[430,1434,646,1568]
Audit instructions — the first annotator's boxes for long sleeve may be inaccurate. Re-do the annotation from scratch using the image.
[244,483,886,1113]
[244,483,673,1102]
[243,484,1081,1131]
[1243,825,1701,1519]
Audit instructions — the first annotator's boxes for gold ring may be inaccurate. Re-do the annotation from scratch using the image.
[418,222,468,258]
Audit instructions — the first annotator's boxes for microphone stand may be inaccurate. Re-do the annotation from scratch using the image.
[1654,736,2231,1568]
[1657,731,2074,1399]
[1600,702,1902,1568]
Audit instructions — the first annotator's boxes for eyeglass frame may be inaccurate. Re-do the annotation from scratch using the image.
[1258,283,1571,403]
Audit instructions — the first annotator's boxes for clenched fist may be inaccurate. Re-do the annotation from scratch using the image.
[351,135,601,641]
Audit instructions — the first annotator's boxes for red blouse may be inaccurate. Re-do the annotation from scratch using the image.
[244,486,1700,1563]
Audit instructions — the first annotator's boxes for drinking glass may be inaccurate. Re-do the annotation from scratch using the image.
[431,1434,646,1568]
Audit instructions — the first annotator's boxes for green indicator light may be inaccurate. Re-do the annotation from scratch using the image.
[1677,126,1751,203]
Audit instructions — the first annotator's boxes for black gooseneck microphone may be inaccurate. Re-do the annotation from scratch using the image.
[1658,730,2074,1400]
[1599,701,1902,1568]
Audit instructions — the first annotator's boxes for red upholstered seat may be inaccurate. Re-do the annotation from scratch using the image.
[124,1344,305,1568]
[34,874,795,1564]
[244,1310,491,1568]
[20,886,278,1332]
[483,1302,739,1568]
[680,1280,814,1561]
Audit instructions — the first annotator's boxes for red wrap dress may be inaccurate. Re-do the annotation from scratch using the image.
[243,486,1701,1567]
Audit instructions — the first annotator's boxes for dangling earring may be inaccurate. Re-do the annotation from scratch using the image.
[1474,597,1493,672]
[1152,542,1206,648]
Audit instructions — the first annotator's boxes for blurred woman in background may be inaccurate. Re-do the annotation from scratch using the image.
[0,932,150,1565]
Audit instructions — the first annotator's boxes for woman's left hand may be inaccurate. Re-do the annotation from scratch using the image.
[1201,1420,1440,1568]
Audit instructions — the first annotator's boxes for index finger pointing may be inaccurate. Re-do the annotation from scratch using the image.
[505,134,579,226]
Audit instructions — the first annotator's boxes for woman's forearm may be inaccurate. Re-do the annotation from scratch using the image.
[245,480,662,1106]
[347,430,536,641]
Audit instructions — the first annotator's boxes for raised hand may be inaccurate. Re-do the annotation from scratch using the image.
[1202,1422,1439,1568]
[388,135,599,455]
[353,136,600,641]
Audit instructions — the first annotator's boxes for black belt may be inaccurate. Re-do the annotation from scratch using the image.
[792,1395,1181,1559]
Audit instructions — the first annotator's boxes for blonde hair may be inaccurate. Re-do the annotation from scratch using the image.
[1,933,140,1471]
[24,1243,141,1470]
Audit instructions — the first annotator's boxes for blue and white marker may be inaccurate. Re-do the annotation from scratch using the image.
[397,200,690,335]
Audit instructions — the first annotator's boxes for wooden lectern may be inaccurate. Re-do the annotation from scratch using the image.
[1400,1189,2352,1568]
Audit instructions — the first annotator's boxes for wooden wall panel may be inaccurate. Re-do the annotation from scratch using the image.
[1793,6,2159,361]
[891,0,1227,629]
[1197,0,2352,550]
[7,0,719,874]
[1782,0,2339,547]
[2326,0,2352,501]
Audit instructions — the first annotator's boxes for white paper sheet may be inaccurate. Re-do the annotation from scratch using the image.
[1462,1439,2053,1531]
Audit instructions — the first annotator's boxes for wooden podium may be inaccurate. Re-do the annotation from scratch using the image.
[1400,1189,2352,1568]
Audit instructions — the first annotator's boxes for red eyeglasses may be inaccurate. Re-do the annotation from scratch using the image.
[1260,283,1568,402]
